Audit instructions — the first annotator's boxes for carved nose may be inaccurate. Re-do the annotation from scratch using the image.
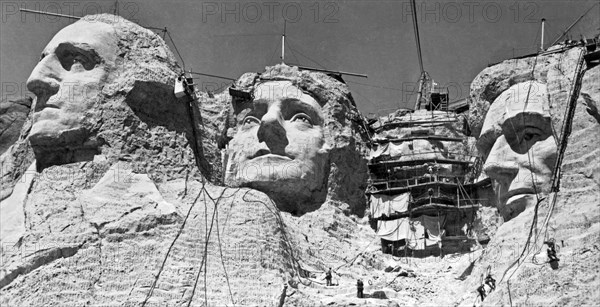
[26,55,61,99]
[257,107,288,154]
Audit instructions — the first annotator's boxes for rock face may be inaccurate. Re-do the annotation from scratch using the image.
[2,12,598,307]
[0,97,35,202]
[0,97,31,155]
[223,64,369,214]
[455,46,600,306]
[0,15,380,307]
[0,161,306,305]
[21,14,209,182]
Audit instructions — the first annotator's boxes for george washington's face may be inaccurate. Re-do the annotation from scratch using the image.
[225,80,328,204]
[26,20,118,148]
[478,81,557,220]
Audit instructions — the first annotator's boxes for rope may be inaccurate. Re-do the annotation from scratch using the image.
[285,39,328,69]
[550,3,599,46]
[165,30,186,70]
[215,194,236,305]
[285,39,301,65]
[240,191,311,287]
[498,50,542,287]
[186,186,226,307]
[346,80,409,92]
[530,49,587,256]
[499,48,587,301]
[141,179,207,306]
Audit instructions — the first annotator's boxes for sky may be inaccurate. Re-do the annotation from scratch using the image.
[1,0,599,116]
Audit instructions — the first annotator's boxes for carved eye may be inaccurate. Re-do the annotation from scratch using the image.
[242,116,260,126]
[68,52,91,68]
[72,54,88,65]
[291,113,312,125]
[523,132,536,141]
[521,128,541,143]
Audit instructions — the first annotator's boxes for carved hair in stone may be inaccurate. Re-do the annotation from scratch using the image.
[223,64,368,214]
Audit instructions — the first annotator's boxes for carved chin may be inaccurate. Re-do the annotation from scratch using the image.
[501,194,536,220]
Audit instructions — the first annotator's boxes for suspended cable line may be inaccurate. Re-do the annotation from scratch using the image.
[20,8,80,19]
[189,71,236,81]
[346,80,410,92]
[551,3,599,46]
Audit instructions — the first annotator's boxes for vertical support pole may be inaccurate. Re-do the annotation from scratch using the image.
[457,180,460,208]
[541,18,546,51]
[281,20,286,64]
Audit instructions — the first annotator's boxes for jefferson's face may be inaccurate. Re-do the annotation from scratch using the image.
[225,81,327,193]
[26,21,118,147]
[478,81,557,220]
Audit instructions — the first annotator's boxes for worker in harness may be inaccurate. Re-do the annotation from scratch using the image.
[484,274,496,291]
[174,73,196,100]
[583,99,600,123]
[477,284,487,302]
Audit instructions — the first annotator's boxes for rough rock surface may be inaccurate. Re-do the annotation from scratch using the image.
[0,104,35,202]
[0,97,31,155]
[2,13,598,307]
[0,159,386,306]
[0,161,293,305]
[452,46,600,306]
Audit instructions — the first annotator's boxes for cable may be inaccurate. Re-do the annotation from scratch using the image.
[346,80,410,92]
[285,40,301,65]
[500,48,587,297]
[215,203,236,306]
[141,179,207,307]
[550,3,599,46]
[285,39,328,69]
[165,30,186,70]
[186,186,225,307]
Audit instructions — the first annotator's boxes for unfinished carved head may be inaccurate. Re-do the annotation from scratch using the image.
[477,81,557,220]
[224,65,368,214]
[25,14,181,169]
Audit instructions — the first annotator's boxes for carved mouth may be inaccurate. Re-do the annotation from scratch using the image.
[34,95,60,112]
[39,104,60,110]
[502,188,536,204]
[249,149,292,160]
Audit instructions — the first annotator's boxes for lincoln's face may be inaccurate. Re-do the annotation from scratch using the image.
[225,80,328,197]
[478,81,557,220]
[26,20,118,147]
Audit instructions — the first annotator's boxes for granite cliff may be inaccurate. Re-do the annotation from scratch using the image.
[0,13,598,307]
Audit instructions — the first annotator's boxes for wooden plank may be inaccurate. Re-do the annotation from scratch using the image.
[372,135,464,143]
[369,158,473,167]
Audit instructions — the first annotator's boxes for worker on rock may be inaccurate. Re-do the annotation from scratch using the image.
[325,268,333,286]
[545,240,560,264]
[356,279,364,298]
[477,284,486,302]
[485,274,496,291]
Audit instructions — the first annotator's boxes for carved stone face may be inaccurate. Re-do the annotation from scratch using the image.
[26,20,118,148]
[225,80,328,205]
[478,81,557,220]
